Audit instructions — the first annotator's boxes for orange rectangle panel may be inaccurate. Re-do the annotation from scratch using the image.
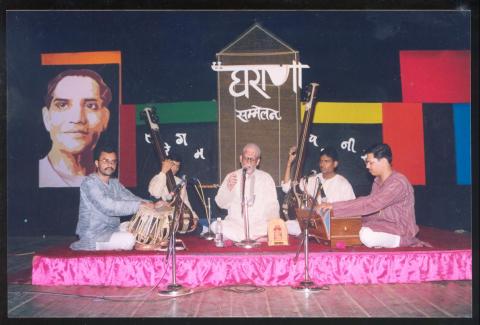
[41,51,122,65]
[382,103,425,185]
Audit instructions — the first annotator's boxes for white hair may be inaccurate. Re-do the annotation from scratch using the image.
[242,143,261,158]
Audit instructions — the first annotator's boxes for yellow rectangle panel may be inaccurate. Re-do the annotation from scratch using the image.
[301,102,383,124]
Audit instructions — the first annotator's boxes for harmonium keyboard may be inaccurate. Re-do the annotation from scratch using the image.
[295,208,362,247]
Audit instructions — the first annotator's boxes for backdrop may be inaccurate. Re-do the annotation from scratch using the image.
[6,10,473,236]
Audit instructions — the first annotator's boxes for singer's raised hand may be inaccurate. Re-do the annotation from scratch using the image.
[227,172,237,191]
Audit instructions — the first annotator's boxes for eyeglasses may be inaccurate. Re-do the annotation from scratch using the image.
[100,159,118,165]
[242,156,258,163]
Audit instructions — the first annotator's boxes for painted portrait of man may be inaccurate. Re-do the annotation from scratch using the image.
[39,69,112,187]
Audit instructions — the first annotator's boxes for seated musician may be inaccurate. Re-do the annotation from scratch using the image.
[148,152,199,228]
[316,143,431,248]
[282,146,356,235]
[212,143,280,242]
[70,144,165,251]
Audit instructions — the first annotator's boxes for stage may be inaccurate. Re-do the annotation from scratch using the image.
[31,226,471,288]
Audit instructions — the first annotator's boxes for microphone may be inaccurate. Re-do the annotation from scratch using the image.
[241,168,247,213]
[190,176,201,183]
[151,175,188,202]
[307,170,317,177]
[319,185,327,199]
[304,170,317,183]
[171,175,187,194]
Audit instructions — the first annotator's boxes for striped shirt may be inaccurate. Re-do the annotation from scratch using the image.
[332,171,420,247]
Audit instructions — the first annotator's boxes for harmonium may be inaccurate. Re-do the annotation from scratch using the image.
[295,208,362,247]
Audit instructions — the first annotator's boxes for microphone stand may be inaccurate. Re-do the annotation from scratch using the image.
[235,168,260,248]
[201,197,215,240]
[158,182,193,297]
[292,177,325,292]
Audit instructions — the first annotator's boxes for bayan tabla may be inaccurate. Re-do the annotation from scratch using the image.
[128,205,173,247]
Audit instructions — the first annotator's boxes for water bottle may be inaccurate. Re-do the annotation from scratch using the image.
[215,217,224,247]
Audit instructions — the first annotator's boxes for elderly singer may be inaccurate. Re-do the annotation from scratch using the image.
[212,143,280,242]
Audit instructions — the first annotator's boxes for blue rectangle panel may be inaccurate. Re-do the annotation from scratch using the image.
[453,104,471,185]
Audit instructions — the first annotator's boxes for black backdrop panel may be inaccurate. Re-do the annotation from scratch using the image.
[414,185,471,231]
[423,104,456,186]
[303,123,382,197]
[135,122,218,200]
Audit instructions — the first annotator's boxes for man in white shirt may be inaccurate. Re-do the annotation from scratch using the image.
[148,153,199,233]
[212,143,280,242]
[281,146,356,235]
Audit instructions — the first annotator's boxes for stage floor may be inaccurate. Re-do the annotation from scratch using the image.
[30,226,471,288]
[7,234,473,318]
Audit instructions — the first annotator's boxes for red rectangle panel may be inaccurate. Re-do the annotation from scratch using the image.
[400,50,470,103]
[382,103,425,185]
[119,104,137,187]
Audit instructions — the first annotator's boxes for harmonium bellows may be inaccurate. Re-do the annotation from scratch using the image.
[295,208,362,247]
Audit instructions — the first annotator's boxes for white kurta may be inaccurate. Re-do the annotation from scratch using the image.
[214,168,280,242]
[148,172,198,219]
[281,173,356,203]
[281,173,356,235]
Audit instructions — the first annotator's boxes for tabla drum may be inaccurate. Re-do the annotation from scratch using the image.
[128,205,173,247]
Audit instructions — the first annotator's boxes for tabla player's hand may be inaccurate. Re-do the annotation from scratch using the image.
[141,201,155,209]
[154,200,168,209]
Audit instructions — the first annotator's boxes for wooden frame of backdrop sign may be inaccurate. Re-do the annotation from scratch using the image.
[267,218,289,246]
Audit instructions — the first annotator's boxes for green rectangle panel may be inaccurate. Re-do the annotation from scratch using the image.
[136,101,218,124]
